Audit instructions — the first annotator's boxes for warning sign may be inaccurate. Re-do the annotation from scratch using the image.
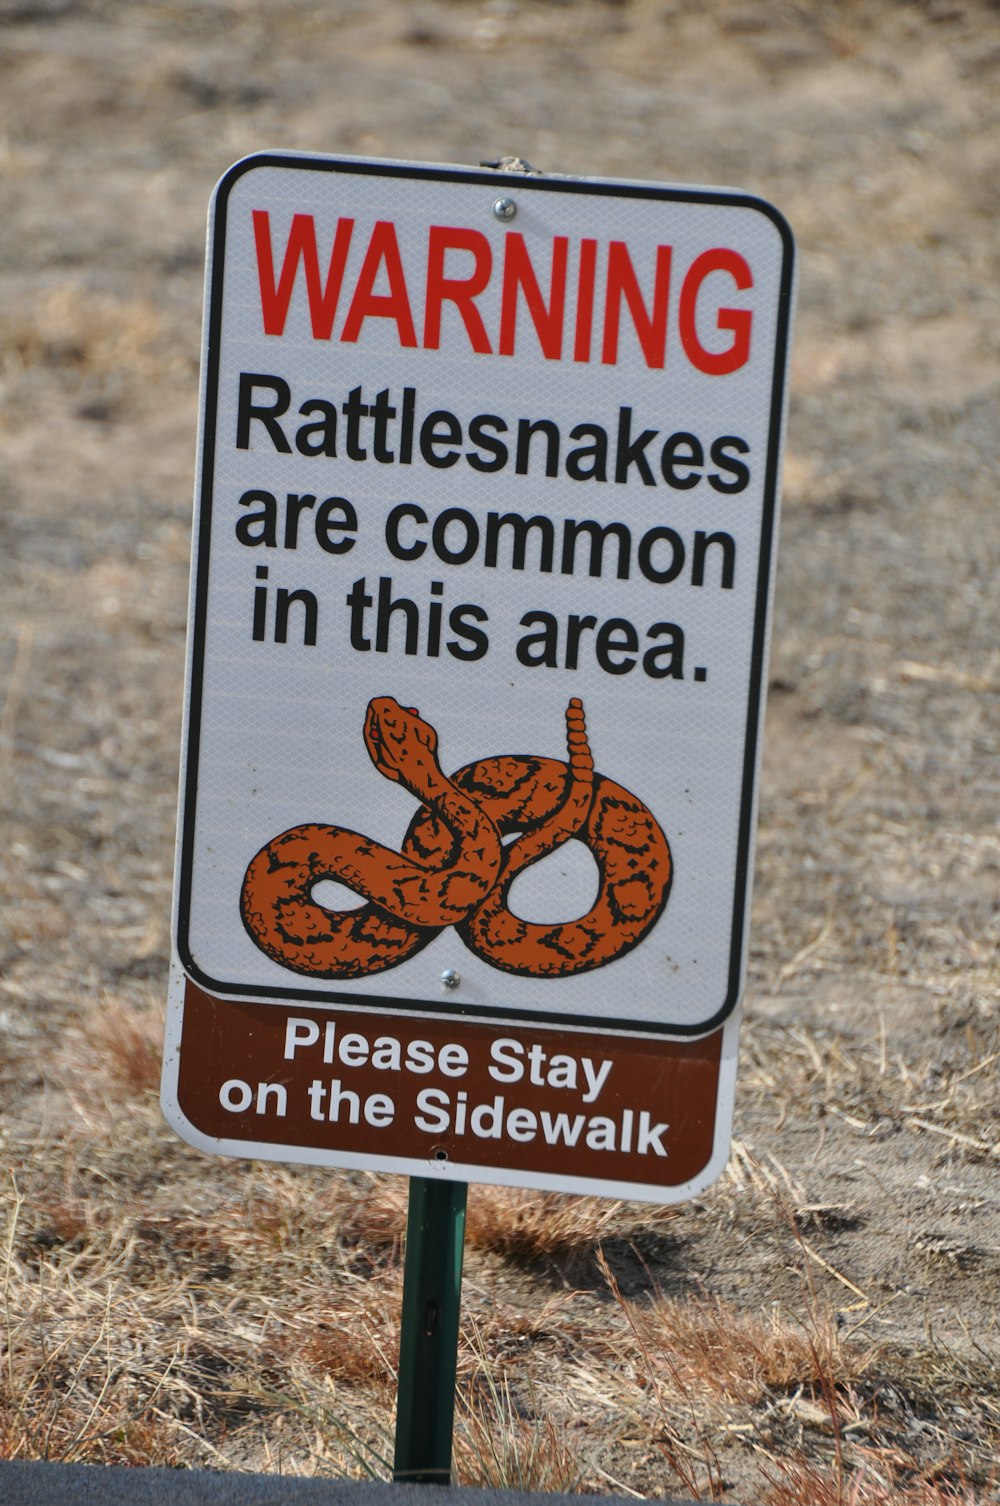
[164,153,794,1198]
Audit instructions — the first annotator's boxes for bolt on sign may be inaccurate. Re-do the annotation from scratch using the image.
[162,153,796,1203]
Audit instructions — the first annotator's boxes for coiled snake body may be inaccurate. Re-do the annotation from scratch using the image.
[239,697,672,979]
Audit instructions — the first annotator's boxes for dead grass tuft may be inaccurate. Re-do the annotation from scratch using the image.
[295,1326,393,1388]
[335,1179,409,1261]
[83,996,163,1100]
[96,1414,192,1469]
[761,1454,986,1506]
[280,1277,400,1392]
[454,1384,588,1493]
[452,1314,595,1493]
[632,1293,874,1407]
[14,1198,92,1266]
[0,1388,191,1470]
[466,1187,678,1264]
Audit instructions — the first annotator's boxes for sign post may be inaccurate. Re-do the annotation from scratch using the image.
[393,1177,467,1484]
[162,150,794,1482]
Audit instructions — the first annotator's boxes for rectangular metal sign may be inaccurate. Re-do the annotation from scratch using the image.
[163,152,794,1200]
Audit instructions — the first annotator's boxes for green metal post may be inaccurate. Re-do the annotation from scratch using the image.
[393,1176,468,1485]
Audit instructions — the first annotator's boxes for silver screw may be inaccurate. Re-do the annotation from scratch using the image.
[441,969,461,990]
[492,197,517,222]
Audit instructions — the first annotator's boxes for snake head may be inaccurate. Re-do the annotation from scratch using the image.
[364,697,439,784]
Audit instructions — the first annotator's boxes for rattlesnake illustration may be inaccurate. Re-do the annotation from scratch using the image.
[239,696,672,979]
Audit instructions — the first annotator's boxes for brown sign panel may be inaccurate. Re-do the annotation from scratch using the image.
[172,980,723,1194]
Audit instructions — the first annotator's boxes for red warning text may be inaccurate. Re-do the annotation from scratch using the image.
[251,211,754,375]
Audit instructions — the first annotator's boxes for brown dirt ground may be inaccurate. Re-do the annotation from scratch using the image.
[1,1,998,1501]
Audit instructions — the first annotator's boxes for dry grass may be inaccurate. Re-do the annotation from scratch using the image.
[466,1187,680,1266]
[628,1293,874,1407]
[3,0,1000,1501]
[2,1020,999,1497]
[740,1015,1000,1159]
[0,285,194,405]
[760,1459,987,1506]
[83,997,164,1100]
[591,1245,997,1505]
[453,1322,593,1494]
[1,991,997,1499]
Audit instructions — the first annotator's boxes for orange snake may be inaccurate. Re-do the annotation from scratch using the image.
[239,696,672,980]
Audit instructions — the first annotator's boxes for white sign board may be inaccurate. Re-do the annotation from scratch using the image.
[163,154,794,1199]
